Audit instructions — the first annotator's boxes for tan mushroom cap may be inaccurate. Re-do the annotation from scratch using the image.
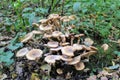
[90,46,98,51]
[32,30,42,34]
[50,46,62,51]
[84,38,94,46]
[68,15,76,20]
[43,33,52,38]
[47,41,59,48]
[52,31,62,37]
[39,25,53,31]
[61,55,73,61]
[48,14,60,19]
[82,45,91,51]
[101,43,109,51]
[74,62,85,70]
[39,19,49,24]
[60,16,70,22]
[81,51,97,58]
[16,48,29,57]
[26,49,43,60]
[73,44,83,51]
[67,55,81,65]
[21,32,33,43]
[75,34,84,37]
[60,42,70,46]
[44,55,62,64]
[61,46,74,57]
[56,68,63,74]
[32,23,39,27]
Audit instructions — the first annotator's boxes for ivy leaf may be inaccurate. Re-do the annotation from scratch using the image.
[7,43,23,51]
[114,51,120,56]
[73,2,81,12]
[0,51,14,66]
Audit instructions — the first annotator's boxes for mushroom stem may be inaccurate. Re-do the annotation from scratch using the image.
[71,37,74,46]
[77,37,80,44]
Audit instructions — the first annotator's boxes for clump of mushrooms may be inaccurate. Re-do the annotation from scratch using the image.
[16,14,98,76]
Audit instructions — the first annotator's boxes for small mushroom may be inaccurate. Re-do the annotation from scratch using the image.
[39,25,53,31]
[26,49,43,60]
[39,19,49,24]
[68,15,76,20]
[52,31,62,40]
[81,51,97,58]
[47,41,59,48]
[61,55,73,61]
[60,42,70,46]
[50,46,62,52]
[84,38,94,46]
[82,45,91,51]
[74,62,85,70]
[67,55,81,65]
[75,34,84,44]
[60,16,70,22]
[90,46,98,51]
[16,48,29,57]
[70,33,75,45]
[56,68,63,75]
[73,44,83,51]
[101,43,109,51]
[32,30,42,35]
[43,33,52,41]
[48,14,60,19]
[44,55,62,64]
[32,23,39,27]
[21,32,33,43]
[61,46,74,57]
[60,34,66,43]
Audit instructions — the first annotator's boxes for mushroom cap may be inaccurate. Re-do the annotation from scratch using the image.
[101,43,109,51]
[60,16,70,22]
[67,55,81,65]
[47,41,59,48]
[82,45,91,51]
[21,32,33,43]
[90,46,98,51]
[39,25,53,31]
[61,46,74,57]
[26,49,43,60]
[81,51,97,58]
[84,38,94,46]
[52,31,62,37]
[44,55,62,64]
[68,15,76,20]
[48,14,60,19]
[73,44,83,51]
[43,33,52,38]
[32,23,39,27]
[56,68,63,74]
[61,55,73,61]
[60,42,70,46]
[50,46,62,51]
[32,30,42,34]
[75,34,84,37]
[39,19,49,24]
[74,62,85,70]
[16,48,29,57]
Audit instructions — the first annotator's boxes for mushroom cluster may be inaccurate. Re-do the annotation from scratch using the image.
[17,14,98,72]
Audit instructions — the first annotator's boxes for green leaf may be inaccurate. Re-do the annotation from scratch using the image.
[7,43,23,51]
[73,2,81,12]
[108,64,119,70]
[114,51,120,56]
[0,51,14,66]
